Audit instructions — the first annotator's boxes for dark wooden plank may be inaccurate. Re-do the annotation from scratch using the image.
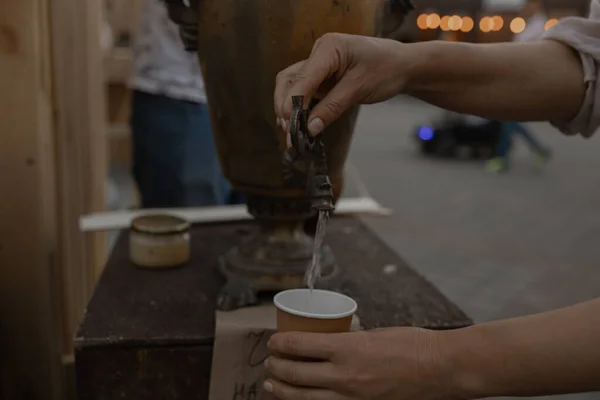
[329,218,471,329]
[75,220,230,346]
[76,216,470,349]
[75,346,213,400]
[75,216,470,400]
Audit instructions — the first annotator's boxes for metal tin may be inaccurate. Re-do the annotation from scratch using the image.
[129,214,191,268]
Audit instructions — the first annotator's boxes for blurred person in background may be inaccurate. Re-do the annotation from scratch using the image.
[266,0,600,398]
[486,0,553,172]
[129,0,242,208]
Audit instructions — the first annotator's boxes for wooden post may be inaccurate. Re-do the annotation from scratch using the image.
[48,0,108,359]
[0,1,64,399]
[0,0,108,398]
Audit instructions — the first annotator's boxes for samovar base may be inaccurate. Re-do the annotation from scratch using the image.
[216,226,337,311]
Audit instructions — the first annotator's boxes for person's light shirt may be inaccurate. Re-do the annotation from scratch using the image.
[129,0,206,104]
[544,0,600,137]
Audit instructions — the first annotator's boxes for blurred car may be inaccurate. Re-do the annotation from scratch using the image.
[414,112,502,158]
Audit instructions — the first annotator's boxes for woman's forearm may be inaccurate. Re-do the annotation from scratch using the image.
[439,298,600,398]
[403,40,585,124]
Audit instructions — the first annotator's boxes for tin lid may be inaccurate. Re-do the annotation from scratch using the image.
[130,214,190,235]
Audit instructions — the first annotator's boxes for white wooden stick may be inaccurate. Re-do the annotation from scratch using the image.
[79,196,392,232]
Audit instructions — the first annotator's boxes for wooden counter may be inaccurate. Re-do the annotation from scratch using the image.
[75,217,471,400]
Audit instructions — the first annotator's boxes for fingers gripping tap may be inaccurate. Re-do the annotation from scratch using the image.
[282,96,334,213]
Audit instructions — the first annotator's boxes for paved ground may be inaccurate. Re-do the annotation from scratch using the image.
[109,96,600,399]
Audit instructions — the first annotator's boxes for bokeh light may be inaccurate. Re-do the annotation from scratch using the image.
[491,16,504,31]
[440,15,451,31]
[460,16,474,33]
[510,17,527,34]
[417,14,428,30]
[448,15,462,31]
[545,18,559,31]
[479,16,494,33]
[426,13,441,29]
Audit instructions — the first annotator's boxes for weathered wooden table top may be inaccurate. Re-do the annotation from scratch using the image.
[76,216,471,349]
[74,216,471,400]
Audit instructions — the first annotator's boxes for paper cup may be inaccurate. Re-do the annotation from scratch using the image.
[274,289,357,333]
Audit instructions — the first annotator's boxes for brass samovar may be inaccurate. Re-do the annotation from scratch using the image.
[164,0,414,310]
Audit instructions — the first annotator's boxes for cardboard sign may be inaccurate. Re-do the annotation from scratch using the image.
[209,303,361,400]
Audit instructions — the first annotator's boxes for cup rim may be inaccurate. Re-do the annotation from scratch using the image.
[273,289,357,320]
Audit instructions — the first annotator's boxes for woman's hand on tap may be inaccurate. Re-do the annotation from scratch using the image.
[274,33,411,136]
[275,34,585,137]
[263,327,454,400]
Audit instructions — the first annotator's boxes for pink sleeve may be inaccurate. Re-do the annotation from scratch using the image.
[543,0,600,138]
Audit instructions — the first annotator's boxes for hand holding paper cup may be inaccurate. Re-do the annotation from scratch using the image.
[273,289,357,333]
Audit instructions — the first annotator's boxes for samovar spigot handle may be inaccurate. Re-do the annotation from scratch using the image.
[282,96,334,213]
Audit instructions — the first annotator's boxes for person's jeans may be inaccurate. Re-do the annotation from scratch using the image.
[131,90,243,208]
[497,121,547,158]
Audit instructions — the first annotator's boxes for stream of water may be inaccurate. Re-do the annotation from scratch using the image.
[305,210,330,290]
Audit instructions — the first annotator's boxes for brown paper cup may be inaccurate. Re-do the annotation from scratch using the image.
[274,289,357,333]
